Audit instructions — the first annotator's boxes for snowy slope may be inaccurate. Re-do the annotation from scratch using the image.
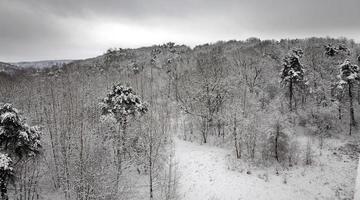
[175,138,356,200]
[354,155,360,200]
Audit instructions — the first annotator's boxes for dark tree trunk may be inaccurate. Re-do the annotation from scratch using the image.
[275,124,280,162]
[358,83,360,105]
[338,103,342,120]
[149,134,153,200]
[243,85,247,117]
[289,80,293,111]
[1,181,8,200]
[233,114,241,159]
[217,119,221,137]
[348,82,356,135]
[201,118,208,144]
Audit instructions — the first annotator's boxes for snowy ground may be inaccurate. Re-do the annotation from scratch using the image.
[175,137,357,200]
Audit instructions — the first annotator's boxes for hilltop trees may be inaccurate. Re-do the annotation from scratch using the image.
[281,49,305,111]
[0,37,359,198]
[0,104,42,200]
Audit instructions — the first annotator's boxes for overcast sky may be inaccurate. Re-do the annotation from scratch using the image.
[1,0,360,62]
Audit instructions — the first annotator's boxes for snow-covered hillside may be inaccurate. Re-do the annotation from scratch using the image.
[175,137,357,200]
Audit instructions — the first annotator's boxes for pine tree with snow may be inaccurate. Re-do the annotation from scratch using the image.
[324,44,338,57]
[100,84,148,187]
[101,84,148,121]
[281,48,305,111]
[337,59,359,135]
[324,44,350,57]
[0,103,42,199]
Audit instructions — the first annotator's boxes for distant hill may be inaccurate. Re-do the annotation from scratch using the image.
[12,59,74,69]
[0,62,19,75]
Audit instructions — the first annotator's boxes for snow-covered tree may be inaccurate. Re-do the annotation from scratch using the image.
[281,49,305,111]
[337,60,359,134]
[100,84,148,189]
[0,103,42,199]
[101,84,148,121]
[324,44,350,57]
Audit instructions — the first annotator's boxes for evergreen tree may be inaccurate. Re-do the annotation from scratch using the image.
[100,84,148,188]
[337,60,359,135]
[0,104,42,199]
[324,44,350,57]
[281,49,305,111]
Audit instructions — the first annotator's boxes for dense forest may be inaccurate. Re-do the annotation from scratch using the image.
[0,37,359,199]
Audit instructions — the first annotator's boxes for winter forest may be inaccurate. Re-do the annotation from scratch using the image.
[1,37,360,200]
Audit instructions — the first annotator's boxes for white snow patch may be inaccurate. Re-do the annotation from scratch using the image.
[175,137,356,200]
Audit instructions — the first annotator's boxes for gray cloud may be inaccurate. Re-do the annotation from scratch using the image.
[1,0,360,62]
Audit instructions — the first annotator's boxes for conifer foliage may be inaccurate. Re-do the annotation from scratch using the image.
[281,49,305,111]
[101,84,148,121]
[0,103,42,200]
[337,60,359,134]
[100,84,148,190]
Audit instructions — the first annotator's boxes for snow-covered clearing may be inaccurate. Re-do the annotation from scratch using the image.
[175,138,357,200]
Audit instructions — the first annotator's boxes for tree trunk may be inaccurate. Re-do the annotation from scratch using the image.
[114,120,125,195]
[289,80,293,111]
[275,124,280,162]
[149,134,153,200]
[243,85,247,117]
[348,82,356,135]
[217,119,221,137]
[1,181,8,200]
[338,103,342,120]
[358,83,360,105]
[201,118,208,144]
[233,114,241,159]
